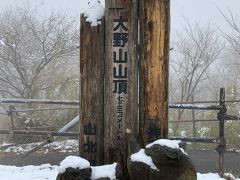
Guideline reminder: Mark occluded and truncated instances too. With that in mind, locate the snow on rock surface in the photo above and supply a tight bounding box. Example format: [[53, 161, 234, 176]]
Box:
[[58, 156, 90, 173], [146, 139, 181, 149], [84, 0, 104, 26], [130, 149, 159, 171], [91, 163, 117, 180]]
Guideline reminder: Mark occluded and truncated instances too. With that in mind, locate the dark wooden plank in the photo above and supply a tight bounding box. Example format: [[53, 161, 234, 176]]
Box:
[[79, 14, 104, 165], [106, 0, 130, 9], [104, 0, 138, 179], [139, 0, 170, 146]]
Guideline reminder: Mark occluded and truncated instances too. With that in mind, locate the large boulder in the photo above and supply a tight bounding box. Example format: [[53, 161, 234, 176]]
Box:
[[128, 139, 197, 180]]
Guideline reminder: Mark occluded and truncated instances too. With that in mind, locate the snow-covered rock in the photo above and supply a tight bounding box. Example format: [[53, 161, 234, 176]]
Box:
[[146, 139, 181, 149], [57, 156, 121, 180], [130, 149, 158, 171], [129, 139, 196, 180], [58, 156, 90, 173]]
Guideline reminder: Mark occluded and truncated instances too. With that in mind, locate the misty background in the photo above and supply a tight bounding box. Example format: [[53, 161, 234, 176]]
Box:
[[0, 0, 239, 149]]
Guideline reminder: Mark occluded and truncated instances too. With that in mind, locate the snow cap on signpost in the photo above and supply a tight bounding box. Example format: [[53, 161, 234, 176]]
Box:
[[84, 0, 104, 26]]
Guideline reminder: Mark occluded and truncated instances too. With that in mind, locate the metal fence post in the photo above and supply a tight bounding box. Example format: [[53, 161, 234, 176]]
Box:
[[8, 105, 15, 130], [217, 88, 227, 176], [8, 105, 16, 142]]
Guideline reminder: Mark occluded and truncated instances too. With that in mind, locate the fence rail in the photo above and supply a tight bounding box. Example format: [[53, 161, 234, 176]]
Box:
[[2, 98, 240, 107], [0, 99, 79, 105], [170, 99, 240, 104], [169, 104, 221, 110], [0, 130, 78, 137], [169, 137, 220, 144], [11, 107, 78, 113], [169, 119, 218, 123]]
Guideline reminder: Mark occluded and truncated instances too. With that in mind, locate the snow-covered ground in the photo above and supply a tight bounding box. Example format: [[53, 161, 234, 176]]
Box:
[[0, 139, 239, 179], [0, 164, 58, 180], [0, 139, 78, 154], [0, 164, 238, 180]]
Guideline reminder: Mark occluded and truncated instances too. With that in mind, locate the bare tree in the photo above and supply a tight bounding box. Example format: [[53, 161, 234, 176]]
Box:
[[169, 21, 224, 134], [219, 9, 240, 58], [0, 6, 79, 99]]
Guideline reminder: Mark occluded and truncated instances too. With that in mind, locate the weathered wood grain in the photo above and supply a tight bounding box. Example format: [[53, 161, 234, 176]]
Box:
[[139, 0, 170, 146], [104, 0, 138, 179], [79, 14, 104, 165]]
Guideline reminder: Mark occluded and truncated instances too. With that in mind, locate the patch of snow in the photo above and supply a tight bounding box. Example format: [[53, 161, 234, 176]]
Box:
[[58, 156, 90, 173], [3, 142, 41, 154], [84, 0, 104, 26], [1, 143, 12, 146], [197, 173, 225, 180], [0, 39, 5, 46], [44, 149, 49, 154], [45, 139, 78, 152], [198, 127, 209, 138], [91, 163, 117, 180], [224, 173, 236, 179], [2, 139, 78, 154], [24, 118, 30, 124], [130, 149, 159, 171], [180, 148, 188, 156], [0, 164, 58, 180], [146, 139, 181, 149], [180, 130, 186, 137]]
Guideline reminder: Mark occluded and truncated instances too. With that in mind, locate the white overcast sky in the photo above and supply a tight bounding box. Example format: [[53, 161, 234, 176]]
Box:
[[0, 0, 239, 32]]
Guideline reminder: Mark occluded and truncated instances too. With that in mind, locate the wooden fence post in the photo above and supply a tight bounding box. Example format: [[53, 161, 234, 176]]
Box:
[[79, 14, 105, 165], [104, 0, 138, 178], [139, 0, 170, 146]]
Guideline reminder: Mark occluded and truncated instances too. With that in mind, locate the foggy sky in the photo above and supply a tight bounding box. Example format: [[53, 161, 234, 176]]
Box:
[[0, 0, 239, 32]]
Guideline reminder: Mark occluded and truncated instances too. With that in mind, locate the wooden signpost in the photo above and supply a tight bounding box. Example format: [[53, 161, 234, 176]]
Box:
[[80, 0, 170, 178], [79, 15, 104, 165], [104, 0, 138, 178], [139, 0, 170, 146]]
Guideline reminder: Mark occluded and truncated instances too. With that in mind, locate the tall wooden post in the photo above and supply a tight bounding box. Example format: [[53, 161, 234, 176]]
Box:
[[79, 14, 105, 165], [104, 0, 138, 178], [139, 0, 170, 146]]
